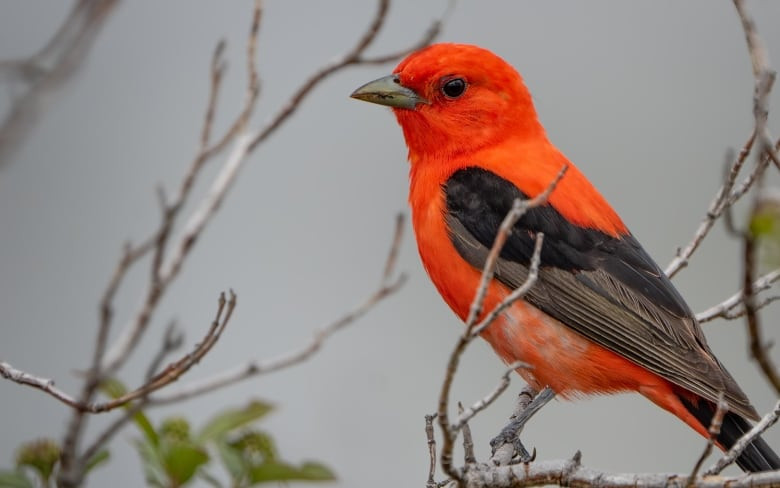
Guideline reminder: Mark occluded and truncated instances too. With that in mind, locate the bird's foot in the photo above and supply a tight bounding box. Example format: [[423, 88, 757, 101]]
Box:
[[490, 386, 555, 465]]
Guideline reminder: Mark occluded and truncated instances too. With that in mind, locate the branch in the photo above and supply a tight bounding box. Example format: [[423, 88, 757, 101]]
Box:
[[0, 0, 118, 168], [438, 166, 567, 483], [1, 291, 237, 413], [456, 455, 780, 488], [147, 214, 407, 405], [687, 393, 727, 485], [665, 134, 754, 278], [696, 267, 780, 323], [454, 361, 530, 431], [705, 399, 780, 475], [100, 0, 444, 379]]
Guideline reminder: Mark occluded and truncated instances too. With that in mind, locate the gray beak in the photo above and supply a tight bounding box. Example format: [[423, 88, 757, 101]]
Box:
[[350, 74, 428, 110]]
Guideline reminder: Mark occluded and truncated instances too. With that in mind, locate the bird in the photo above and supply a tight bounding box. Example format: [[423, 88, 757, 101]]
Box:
[[350, 42, 780, 472]]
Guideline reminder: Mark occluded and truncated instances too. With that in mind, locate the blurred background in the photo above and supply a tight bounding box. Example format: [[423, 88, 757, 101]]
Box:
[[1, 1, 780, 486]]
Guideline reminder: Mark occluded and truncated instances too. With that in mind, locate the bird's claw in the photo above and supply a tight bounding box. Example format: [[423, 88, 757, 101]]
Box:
[[490, 422, 536, 463]]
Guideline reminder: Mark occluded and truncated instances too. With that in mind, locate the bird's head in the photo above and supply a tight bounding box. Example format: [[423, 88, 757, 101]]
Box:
[[351, 43, 544, 161]]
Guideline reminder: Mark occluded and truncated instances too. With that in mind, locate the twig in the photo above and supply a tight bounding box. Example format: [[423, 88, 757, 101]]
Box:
[[730, 0, 780, 395], [0, 0, 119, 168], [0, 361, 83, 410], [465, 166, 567, 326], [437, 167, 566, 483], [245, 0, 445, 154], [147, 215, 406, 405], [743, 235, 780, 393], [458, 403, 477, 465], [100, 0, 444, 378], [705, 399, 780, 475], [665, 134, 754, 278], [426, 414, 440, 488], [687, 393, 727, 486], [100, 0, 265, 377], [454, 361, 529, 431], [145, 321, 185, 381], [2, 292, 236, 413], [696, 268, 780, 323], [471, 236, 545, 337]]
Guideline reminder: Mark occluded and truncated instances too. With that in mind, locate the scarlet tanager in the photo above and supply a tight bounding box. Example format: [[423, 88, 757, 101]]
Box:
[[351, 43, 780, 472]]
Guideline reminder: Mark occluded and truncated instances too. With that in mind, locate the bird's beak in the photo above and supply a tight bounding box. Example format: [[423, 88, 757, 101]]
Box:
[[350, 74, 428, 110]]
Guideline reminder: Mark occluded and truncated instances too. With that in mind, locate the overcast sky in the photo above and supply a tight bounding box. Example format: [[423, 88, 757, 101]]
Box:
[[2, 1, 780, 487]]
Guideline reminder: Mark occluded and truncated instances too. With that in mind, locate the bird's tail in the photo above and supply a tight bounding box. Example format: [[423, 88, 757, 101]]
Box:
[[680, 395, 780, 472]]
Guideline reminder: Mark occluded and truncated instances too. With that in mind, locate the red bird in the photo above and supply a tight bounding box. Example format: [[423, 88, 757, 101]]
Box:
[[351, 43, 779, 472]]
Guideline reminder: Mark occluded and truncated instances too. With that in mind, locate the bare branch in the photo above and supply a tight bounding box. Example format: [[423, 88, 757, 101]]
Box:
[[245, 0, 446, 154], [0, 361, 83, 410], [145, 321, 185, 381], [457, 403, 477, 465], [100, 0, 444, 378], [437, 167, 566, 483], [426, 414, 441, 488], [465, 165, 567, 326], [0, 0, 119, 168], [705, 399, 780, 475], [696, 268, 780, 323], [666, 134, 754, 278], [147, 216, 406, 405], [2, 292, 237, 413], [457, 456, 780, 488], [454, 362, 529, 432], [687, 393, 727, 485]]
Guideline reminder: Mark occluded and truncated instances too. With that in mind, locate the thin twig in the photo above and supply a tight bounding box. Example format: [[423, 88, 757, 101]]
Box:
[[666, 134, 754, 278], [687, 393, 727, 486], [145, 321, 185, 381], [0, 361, 83, 410], [705, 400, 780, 475], [454, 361, 529, 431], [437, 166, 566, 483], [0, 0, 119, 168], [696, 268, 780, 323], [148, 216, 406, 405], [457, 402, 477, 465], [426, 414, 441, 488]]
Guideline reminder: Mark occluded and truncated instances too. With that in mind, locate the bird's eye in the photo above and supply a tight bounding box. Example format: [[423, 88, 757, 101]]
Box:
[[441, 77, 466, 99]]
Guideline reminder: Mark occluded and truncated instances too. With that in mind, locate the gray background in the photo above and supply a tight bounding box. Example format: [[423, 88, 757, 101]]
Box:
[[2, 1, 780, 486]]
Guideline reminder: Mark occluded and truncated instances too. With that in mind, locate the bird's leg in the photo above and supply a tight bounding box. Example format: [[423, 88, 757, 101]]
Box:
[[490, 385, 555, 464]]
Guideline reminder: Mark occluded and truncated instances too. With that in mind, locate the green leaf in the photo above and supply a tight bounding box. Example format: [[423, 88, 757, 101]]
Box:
[[249, 461, 335, 483], [162, 443, 209, 486], [85, 449, 110, 473], [216, 441, 247, 482], [196, 400, 273, 443], [0, 471, 33, 488]]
